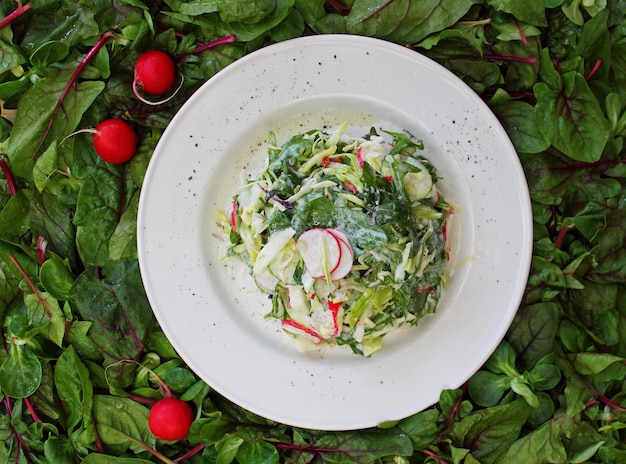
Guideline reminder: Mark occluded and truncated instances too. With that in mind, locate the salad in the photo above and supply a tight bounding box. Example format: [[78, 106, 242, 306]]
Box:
[[217, 122, 451, 356]]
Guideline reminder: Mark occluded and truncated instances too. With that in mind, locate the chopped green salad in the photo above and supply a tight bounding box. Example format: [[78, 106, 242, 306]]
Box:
[[217, 122, 451, 356]]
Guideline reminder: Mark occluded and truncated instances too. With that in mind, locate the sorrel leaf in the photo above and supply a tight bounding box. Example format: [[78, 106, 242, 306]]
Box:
[[346, 0, 477, 43], [534, 72, 610, 162]]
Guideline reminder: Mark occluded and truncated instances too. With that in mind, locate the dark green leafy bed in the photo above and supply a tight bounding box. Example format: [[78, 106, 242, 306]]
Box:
[[1, 0, 625, 463]]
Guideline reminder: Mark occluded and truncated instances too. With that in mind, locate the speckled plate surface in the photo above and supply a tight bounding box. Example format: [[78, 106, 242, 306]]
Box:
[[137, 35, 532, 431]]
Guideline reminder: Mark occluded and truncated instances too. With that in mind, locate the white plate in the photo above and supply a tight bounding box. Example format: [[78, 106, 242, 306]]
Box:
[[137, 35, 532, 431]]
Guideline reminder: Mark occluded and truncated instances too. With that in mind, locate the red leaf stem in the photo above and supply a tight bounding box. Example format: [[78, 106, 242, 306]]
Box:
[[92, 414, 106, 454], [514, 20, 530, 46], [174, 444, 205, 463], [8, 253, 53, 316], [485, 90, 536, 100], [444, 382, 468, 429], [0, 156, 17, 195], [35, 33, 115, 157], [584, 59, 602, 81], [554, 225, 570, 250], [192, 34, 237, 55], [481, 55, 537, 64], [423, 449, 450, 464], [586, 384, 626, 412], [23, 397, 42, 423], [0, 2, 32, 30], [326, 0, 350, 11], [545, 157, 626, 172], [4, 396, 35, 463], [127, 394, 158, 406]]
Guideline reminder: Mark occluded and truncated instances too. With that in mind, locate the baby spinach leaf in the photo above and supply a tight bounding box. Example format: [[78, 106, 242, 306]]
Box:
[[290, 195, 335, 233], [73, 168, 126, 267], [108, 191, 140, 261], [0, 342, 42, 398], [92, 395, 155, 453], [572, 9, 610, 81], [39, 256, 74, 301], [0, 37, 26, 75], [0, 189, 30, 243], [54, 345, 93, 433], [569, 352, 625, 375], [397, 409, 441, 449], [235, 428, 280, 464], [527, 392, 555, 425], [29, 40, 70, 70], [20, 0, 100, 50], [487, 0, 547, 26], [468, 371, 511, 407], [228, 0, 296, 42]]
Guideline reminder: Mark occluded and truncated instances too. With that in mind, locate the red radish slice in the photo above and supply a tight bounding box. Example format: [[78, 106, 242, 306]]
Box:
[[296, 228, 341, 278], [327, 229, 354, 281], [282, 319, 323, 343], [327, 228, 349, 246]]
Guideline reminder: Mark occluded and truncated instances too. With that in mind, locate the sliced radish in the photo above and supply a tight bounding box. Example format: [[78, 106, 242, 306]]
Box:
[[295, 228, 341, 278], [326, 229, 354, 281], [282, 319, 322, 344], [254, 269, 278, 293]]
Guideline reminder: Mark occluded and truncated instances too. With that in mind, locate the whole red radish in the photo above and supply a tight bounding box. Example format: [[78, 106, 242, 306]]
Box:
[[92, 119, 137, 164], [134, 50, 176, 96], [148, 397, 194, 441]]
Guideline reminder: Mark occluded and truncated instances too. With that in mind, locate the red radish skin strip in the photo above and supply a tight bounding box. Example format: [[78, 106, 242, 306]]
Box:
[[356, 146, 364, 168], [327, 301, 343, 336], [282, 319, 322, 343], [342, 181, 358, 194], [230, 199, 237, 232]]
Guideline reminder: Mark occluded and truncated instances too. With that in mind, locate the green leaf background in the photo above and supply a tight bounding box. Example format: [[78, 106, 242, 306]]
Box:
[[2, 0, 626, 463]]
